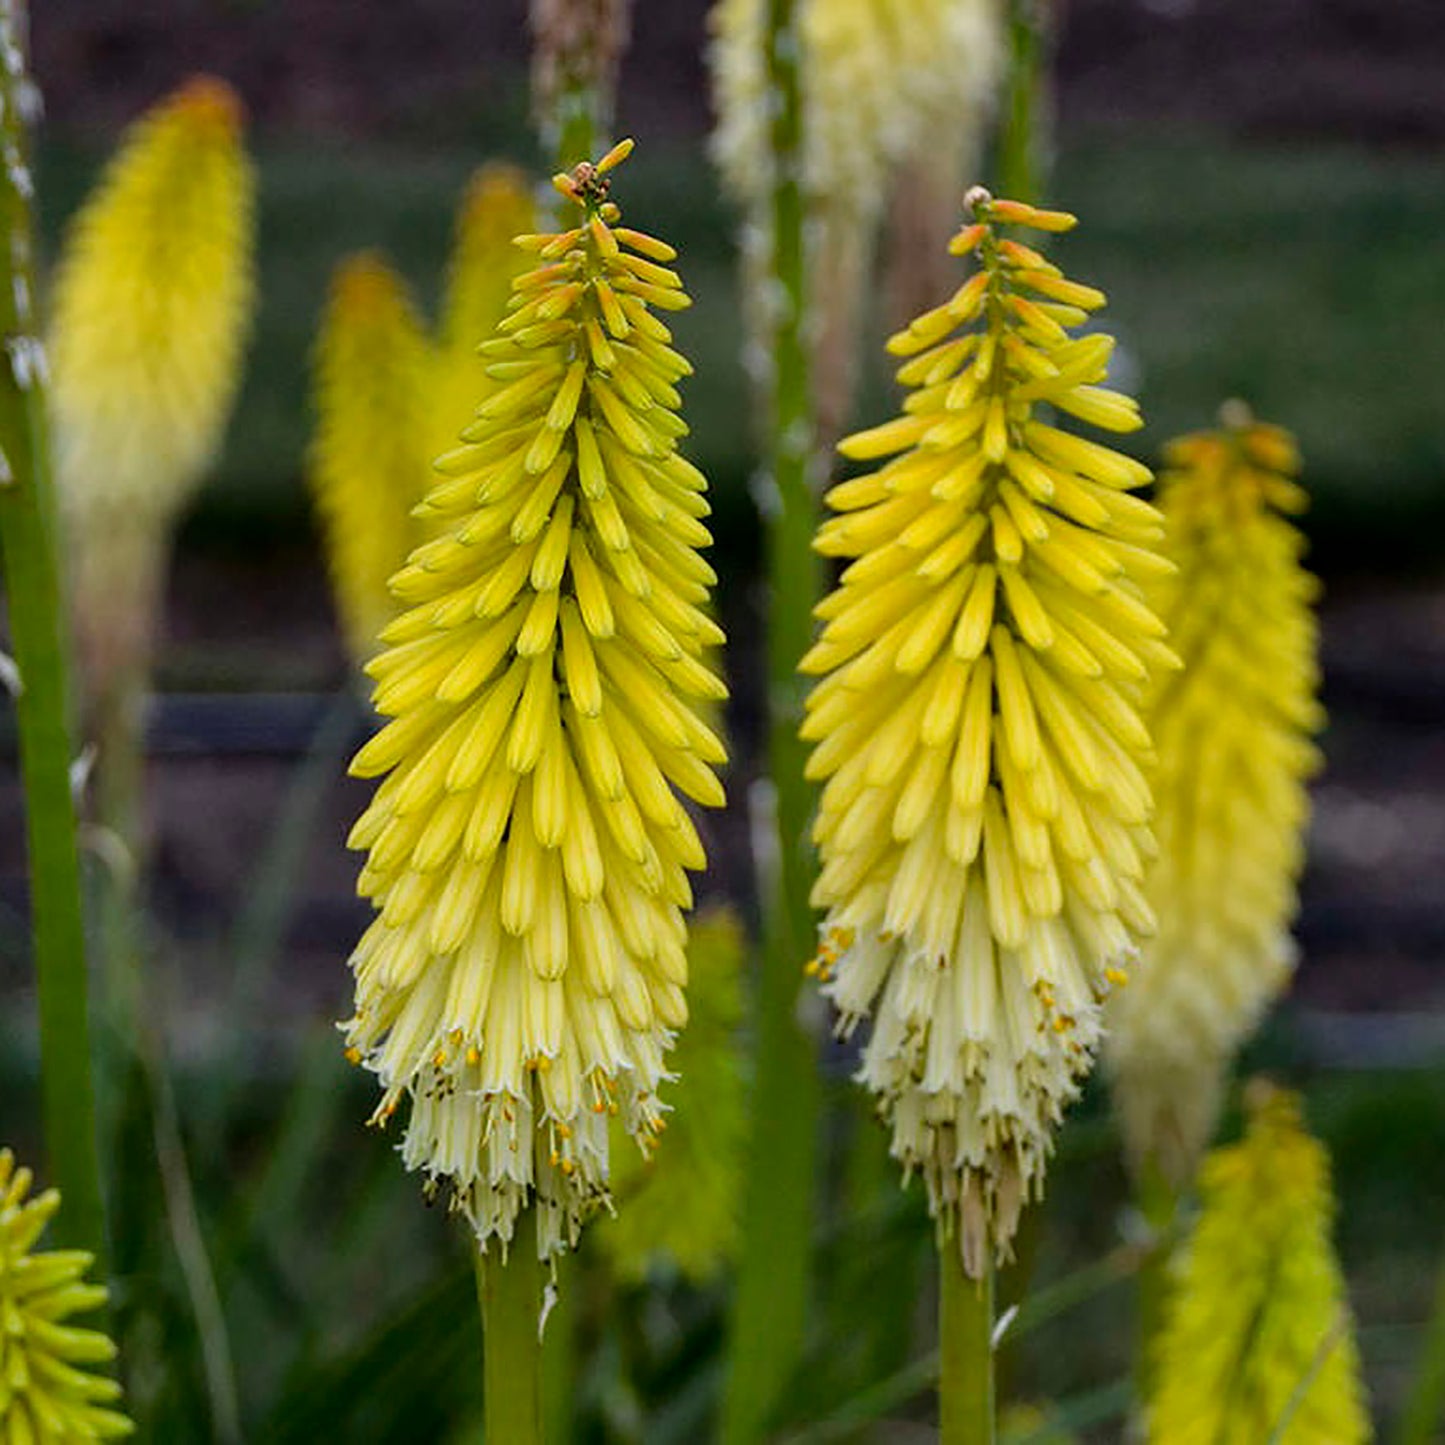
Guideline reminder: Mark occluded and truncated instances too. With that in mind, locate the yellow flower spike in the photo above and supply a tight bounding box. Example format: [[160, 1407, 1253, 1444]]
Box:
[[309, 253, 434, 666], [595, 908, 746, 1283], [1150, 1087, 1371, 1444], [344, 143, 728, 1263], [0, 1149, 133, 1441], [431, 165, 538, 462], [804, 190, 1169, 1276], [1106, 409, 1323, 1189], [49, 76, 255, 693]]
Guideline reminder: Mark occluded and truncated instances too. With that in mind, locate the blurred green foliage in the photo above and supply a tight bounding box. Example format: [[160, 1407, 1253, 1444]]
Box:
[[34, 124, 1445, 576]]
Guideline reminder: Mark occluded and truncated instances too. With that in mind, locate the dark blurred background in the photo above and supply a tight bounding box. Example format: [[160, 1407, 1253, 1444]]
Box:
[[4, 0, 1445, 1434]]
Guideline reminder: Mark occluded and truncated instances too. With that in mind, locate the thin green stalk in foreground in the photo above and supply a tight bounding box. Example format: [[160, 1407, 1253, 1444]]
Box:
[[0, 0, 107, 1266], [723, 0, 823, 1438], [1133, 1164, 1180, 1408], [477, 1221, 545, 1445], [940, 1249, 995, 1445]]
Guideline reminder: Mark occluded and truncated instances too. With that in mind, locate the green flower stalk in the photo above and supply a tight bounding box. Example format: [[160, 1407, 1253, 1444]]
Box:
[[1107, 410, 1323, 1191], [0, 1149, 132, 1441], [0, 0, 107, 1267], [803, 191, 1173, 1276], [343, 141, 728, 1263], [1150, 1087, 1371, 1444]]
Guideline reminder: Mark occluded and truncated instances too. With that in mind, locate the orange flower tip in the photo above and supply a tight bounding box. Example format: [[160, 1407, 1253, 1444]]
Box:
[[596, 137, 636, 174], [344, 1046, 362, 1065], [552, 170, 579, 200], [331, 251, 402, 308], [984, 197, 1079, 233], [949, 221, 988, 256], [172, 74, 246, 132]]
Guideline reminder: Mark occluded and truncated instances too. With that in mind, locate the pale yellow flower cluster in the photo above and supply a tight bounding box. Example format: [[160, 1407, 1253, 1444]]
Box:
[[709, 0, 1002, 225], [709, 0, 1003, 435], [343, 144, 728, 1260], [1107, 414, 1323, 1188], [803, 194, 1175, 1273]]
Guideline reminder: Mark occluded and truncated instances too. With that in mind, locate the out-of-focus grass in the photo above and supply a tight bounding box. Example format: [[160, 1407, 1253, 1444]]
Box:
[[35, 124, 1445, 574]]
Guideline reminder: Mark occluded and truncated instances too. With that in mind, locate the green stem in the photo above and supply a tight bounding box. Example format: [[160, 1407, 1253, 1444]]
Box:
[[554, 88, 597, 175], [477, 1225, 545, 1445], [1398, 1242, 1445, 1445], [93, 664, 147, 1029], [530, 0, 633, 173], [997, 0, 1050, 204], [722, 0, 822, 1438], [1134, 1164, 1180, 1411], [541, 1251, 576, 1445], [0, 0, 107, 1267], [939, 1246, 995, 1445]]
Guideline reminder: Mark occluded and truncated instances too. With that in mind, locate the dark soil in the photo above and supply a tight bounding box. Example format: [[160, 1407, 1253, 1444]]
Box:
[[32, 0, 1445, 146]]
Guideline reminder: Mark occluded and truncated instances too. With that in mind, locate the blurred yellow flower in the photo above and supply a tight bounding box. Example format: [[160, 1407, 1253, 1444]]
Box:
[[309, 253, 434, 665], [343, 142, 728, 1262], [432, 164, 538, 462], [48, 76, 255, 692], [1151, 1086, 1370, 1444], [596, 908, 746, 1283], [0, 1149, 132, 1441], [803, 192, 1174, 1274], [1107, 411, 1324, 1188]]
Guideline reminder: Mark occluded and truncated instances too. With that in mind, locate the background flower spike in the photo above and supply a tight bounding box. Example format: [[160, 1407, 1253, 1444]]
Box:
[[1150, 1085, 1371, 1444], [1107, 405, 1324, 1190], [48, 75, 255, 703], [309, 254, 434, 667]]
